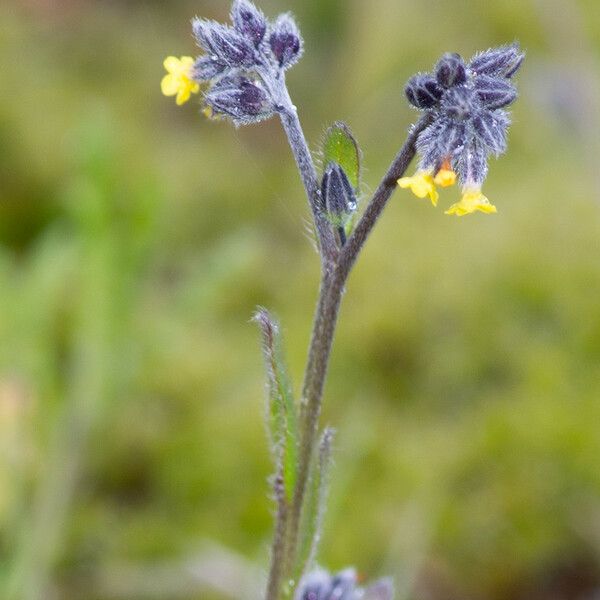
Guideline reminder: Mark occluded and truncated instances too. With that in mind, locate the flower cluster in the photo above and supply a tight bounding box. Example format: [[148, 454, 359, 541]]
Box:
[[161, 0, 303, 125], [295, 568, 393, 600], [398, 44, 524, 216]]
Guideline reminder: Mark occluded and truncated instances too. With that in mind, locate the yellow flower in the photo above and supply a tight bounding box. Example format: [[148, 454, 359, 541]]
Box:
[[397, 170, 439, 206], [445, 188, 498, 216], [161, 56, 200, 106], [434, 168, 456, 187], [434, 160, 457, 188]]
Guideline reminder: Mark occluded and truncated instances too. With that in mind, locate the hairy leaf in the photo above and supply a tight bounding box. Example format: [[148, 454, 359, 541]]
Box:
[[294, 428, 335, 580], [253, 308, 298, 503], [322, 122, 361, 190]]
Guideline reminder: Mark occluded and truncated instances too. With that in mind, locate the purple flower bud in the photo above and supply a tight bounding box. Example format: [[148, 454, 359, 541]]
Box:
[[321, 162, 357, 226], [328, 569, 358, 599], [363, 579, 395, 600], [269, 13, 303, 69], [474, 74, 517, 109], [193, 55, 227, 81], [435, 53, 467, 88], [295, 570, 331, 600], [230, 0, 267, 46], [205, 76, 273, 125], [469, 43, 525, 79], [296, 569, 359, 600], [405, 74, 443, 109], [472, 110, 509, 156], [192, 18, 256, 68]]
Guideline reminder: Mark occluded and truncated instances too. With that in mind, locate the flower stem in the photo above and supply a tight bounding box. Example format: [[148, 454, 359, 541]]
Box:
[[269, 81, 432, 595], [277, 89, 339, 270], [265, 474, 289, 600], [285, 114, 433, 581]]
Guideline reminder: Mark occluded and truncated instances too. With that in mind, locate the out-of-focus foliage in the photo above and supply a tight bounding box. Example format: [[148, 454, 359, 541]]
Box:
[[2, 1, 600, 599]]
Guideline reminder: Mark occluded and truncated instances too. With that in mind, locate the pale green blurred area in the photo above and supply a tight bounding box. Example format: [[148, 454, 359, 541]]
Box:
[[2, 0, 600, 598]]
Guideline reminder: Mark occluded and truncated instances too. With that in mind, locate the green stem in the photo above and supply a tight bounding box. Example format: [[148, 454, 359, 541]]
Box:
[[285, 115, 432, 585]]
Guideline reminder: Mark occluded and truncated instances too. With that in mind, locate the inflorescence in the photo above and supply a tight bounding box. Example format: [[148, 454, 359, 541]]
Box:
[[399, 45, 524, 216], [161, 0, 303, 126]]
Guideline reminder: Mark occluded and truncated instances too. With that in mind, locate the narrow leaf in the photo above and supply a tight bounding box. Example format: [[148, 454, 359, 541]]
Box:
[[253, 308, 298, 503], [294, 428, 335, 579], [322, 122, 361, 190]]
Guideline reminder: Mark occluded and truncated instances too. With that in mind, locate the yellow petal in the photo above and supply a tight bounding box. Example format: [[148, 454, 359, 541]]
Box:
[[180, 56, 195, 69], [176, 87, 192, 105], [163, 56, 181, 73], [161, 74, 179, 96], [398, 172, 438, 206], [445, 189, 497, 216]]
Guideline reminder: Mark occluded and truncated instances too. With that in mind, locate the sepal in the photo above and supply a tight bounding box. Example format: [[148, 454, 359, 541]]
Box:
[[435, 53, 467, 88], [205, 76, 274, 125], [192, 18, 256, 68], [269, 13, 304, 69], [474, 74, 517, 109], [472, 110, 510, 155], [321, 163, 358, 227], [231, 0, 267, 46], [469, 43, 525, 78], [405, 74, 443, 109]]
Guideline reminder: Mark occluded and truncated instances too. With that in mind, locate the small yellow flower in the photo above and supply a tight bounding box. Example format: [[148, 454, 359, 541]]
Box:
[[434, 160, 457, 188], [445, 188, 498, 216], [397, 170, 439, 207], [161, 56, 200, 106], [434, 169, 456, 187]]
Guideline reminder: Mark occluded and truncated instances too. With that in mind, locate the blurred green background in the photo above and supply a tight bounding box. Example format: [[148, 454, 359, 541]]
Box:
[[2, 0, 600, 598]]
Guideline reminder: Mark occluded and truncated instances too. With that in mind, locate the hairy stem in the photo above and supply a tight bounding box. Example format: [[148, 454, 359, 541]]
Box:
[[277, 90, 339, 269], [265, 474, 289, 600], [286, 114, 433, 577]]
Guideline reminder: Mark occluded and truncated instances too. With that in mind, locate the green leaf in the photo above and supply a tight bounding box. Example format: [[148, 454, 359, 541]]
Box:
[[253, 308, 298, 503], [322, 122, 361, 190], [294, 428, 335, 580]]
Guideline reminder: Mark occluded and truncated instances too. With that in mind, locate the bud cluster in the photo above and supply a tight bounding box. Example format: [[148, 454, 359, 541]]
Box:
[[191, 0, 304, 125], [295, 568, 393, 600], [405, 44, 524, 190]]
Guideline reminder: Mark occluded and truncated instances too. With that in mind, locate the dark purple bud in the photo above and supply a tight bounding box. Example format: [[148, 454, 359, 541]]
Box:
[[193, 55, 227, 81], [472, 110, 510, 156], [269, 13, 303, 69], [474, 74, 517, 108], [205, 76, 273, 124], [192, 18, 256, 68], [453, 137, 489, 188], [469, 43, 525, 78], [441, 86, 476, 121], [405, 74, 443, 109], [435, 53, 467, 88], [321, 162, 357, 226], [230, 0, 267, 46]]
